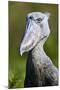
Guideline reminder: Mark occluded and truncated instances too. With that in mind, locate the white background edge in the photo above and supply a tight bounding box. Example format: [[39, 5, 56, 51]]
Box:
[[0, 0, 60, 90]]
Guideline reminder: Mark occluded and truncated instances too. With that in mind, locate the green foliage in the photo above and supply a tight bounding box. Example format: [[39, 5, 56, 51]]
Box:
[[9, 1, 58, 88]]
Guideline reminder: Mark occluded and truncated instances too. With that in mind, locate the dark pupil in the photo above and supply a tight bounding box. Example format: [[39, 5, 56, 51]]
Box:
[[36, 18, 42, 21], [29, 16, 33, 19]]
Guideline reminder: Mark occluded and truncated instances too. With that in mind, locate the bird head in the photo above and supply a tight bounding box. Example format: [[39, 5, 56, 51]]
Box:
[[20, 12, 50, 56]]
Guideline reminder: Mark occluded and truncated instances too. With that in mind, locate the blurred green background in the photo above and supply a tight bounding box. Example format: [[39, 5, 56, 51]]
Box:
[[9, 1, 58, 88]]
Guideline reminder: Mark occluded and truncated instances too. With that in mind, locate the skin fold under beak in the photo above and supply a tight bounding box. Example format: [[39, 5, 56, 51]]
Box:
[[20, 20, 41, 56]]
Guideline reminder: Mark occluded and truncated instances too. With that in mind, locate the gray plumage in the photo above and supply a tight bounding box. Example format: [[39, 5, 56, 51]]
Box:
[[20, 12, 58, 87]]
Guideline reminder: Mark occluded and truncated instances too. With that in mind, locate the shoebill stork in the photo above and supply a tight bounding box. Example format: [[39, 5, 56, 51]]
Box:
[[20, 12, 58, 87]]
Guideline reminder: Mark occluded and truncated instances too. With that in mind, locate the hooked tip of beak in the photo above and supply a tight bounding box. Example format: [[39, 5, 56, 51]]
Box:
[[20, 50, 23, 56], [20, 45, 24, 56]]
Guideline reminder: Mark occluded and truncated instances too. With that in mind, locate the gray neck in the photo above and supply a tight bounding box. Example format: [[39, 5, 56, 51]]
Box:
[[32, 38, 48, 65]]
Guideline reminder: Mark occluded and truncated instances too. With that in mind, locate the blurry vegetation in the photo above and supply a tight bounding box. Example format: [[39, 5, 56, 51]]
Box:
[[9, 1, 58, 88]]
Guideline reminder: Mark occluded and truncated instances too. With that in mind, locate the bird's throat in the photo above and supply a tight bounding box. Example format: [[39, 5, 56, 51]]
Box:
[[32, 40, 47, 65]]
